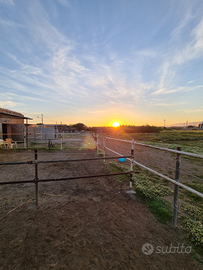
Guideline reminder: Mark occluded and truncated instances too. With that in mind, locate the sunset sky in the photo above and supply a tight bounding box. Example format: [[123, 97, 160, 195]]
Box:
[[0, 0, 203, 127]]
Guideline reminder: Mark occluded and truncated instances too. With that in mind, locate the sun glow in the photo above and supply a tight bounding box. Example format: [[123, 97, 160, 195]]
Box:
[[112, 121, 120, 127]]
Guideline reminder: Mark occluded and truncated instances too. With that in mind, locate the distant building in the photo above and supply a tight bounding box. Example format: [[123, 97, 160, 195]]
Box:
[[0, 108, 32, 141], [198, 122, 203, 130], [27, 125, 55, 141], [95, 128, 103, 133]]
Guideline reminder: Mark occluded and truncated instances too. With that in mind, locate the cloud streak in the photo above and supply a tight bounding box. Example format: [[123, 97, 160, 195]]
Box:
[[0, 0, 203, 125]]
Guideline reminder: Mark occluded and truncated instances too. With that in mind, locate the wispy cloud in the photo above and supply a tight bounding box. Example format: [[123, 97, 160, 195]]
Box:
[[151, 14, 203, 97], [0, 18, 23, 27], [0, 100, 19, 108], [152, 102, 186, 107], [79, 109, 107, 114], [187, 80, 195, 84], [152, 85, 203, 95], [0, 0, 14, 5], [0, 0, 203, 125], [172, 19, 203, 65], [57, 0, 70, 7]]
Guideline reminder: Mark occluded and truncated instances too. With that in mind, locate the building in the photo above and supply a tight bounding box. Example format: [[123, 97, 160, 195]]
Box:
[[27, 124, 55, 141], [0, 108, 32, 141], [45, 124, 77, 133], [198, 122, 203, 130]]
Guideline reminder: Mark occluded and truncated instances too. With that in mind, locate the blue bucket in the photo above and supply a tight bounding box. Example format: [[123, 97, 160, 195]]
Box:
[[118, 158, 125, 162]]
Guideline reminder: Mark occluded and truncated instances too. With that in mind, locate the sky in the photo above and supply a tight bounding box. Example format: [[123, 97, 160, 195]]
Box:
[[0, 0, 203, 127]]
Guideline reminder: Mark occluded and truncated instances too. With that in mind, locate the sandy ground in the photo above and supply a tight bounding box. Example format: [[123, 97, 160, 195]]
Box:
[[0, 137, 202, 270]]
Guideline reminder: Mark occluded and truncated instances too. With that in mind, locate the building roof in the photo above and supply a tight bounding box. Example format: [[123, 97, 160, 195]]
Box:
[[0, 108, 32, 120]]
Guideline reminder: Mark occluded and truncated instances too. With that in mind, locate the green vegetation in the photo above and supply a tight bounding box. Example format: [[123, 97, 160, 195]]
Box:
[[107, 162, 129, 186], [135, 175, 173, 198], [109, 130, 203, 156], [133, 169, 173, 224], [182, 183, 203, 204], [146, 198, 172, 224], [108, 162, 173, 224], [107, 161, 203, 248], [181, 203, 203, 222], [181, 218, 203, 246], [72, 123, 87, 131], [180, 201, 203, 249]]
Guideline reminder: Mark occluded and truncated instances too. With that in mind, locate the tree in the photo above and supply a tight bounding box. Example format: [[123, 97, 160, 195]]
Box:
[[72, 123, 86, 131]]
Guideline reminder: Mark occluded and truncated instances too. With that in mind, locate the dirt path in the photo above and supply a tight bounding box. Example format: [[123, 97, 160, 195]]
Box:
[[0, 148, 201, 270], [104, 138, 203, 185]]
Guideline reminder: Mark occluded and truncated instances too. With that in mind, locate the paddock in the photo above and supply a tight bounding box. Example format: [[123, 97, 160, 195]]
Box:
[[0, 134, 202, 269]]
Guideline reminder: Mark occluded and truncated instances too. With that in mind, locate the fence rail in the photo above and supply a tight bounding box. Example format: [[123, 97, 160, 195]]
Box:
[[102, 135, 203, 228], [104, 144, 203, 199], [1, 134, 203, 230], [0, 155, 132, 166], [0, 172, 133, 186], [0, 148, 135, 206], [105, 136, 203, 159]]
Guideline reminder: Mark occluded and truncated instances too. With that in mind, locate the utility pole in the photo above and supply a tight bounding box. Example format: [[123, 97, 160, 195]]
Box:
[[37, 114, 43, 125], [164, 119, 166, 128]]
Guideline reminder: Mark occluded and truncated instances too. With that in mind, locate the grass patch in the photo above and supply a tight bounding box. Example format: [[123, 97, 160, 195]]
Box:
[[134, 173, 173, 198], [111, 130, 203, 156], [134, 173, 173, 224], [162, 179, 169, 186], [107, 161, 203, 249], [107, 162, 130, 186], [185, 191, 203, 203], [30, 142, 38, 146], [183, 183, 203, 204], [108, 162, 173, 224], [180, 217, 203, 247], [146, 198, 172, 224], [194, 175, 203, 180], [181, 203, 203, 222]]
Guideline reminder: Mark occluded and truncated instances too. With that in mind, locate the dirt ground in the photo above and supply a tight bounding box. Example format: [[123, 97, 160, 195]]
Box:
[[0, 137, 202, 269], [103, 137, 203, 185]]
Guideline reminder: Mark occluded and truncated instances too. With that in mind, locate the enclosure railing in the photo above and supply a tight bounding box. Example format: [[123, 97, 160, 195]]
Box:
[[0, 148, 136, 206], [100, 136, 203, 228], [0, 131, 87, 149]]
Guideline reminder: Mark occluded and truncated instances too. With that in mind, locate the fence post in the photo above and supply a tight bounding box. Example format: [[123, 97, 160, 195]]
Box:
[[103, 136, 106, 162], [130, 139, 134, 189], [26, 119, 28, 150], [173, 147, 181, 228], [60, 134, 63, 150], [34, 149, 39, 206], [97, 134, 99, 154]]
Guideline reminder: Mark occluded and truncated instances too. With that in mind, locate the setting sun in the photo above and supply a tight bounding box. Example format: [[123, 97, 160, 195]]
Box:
[[112, 122, 120, 127]]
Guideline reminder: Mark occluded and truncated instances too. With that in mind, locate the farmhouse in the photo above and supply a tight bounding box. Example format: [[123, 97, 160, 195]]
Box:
[[198, 122, 203, 130], [0, 108, 32, 141]]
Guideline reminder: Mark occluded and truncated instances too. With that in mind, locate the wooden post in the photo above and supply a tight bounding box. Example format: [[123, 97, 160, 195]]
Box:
[[35, 149, 39, 206], [173, 147, 181, 228]]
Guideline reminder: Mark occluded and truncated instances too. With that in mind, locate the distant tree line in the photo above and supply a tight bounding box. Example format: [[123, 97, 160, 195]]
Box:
[[36, 122, 163, 133], [89, 125, 163, 134], [121, 125, 162, 133]]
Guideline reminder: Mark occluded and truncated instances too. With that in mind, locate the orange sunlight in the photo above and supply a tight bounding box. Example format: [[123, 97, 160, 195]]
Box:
[[112, 121, 120, 127]]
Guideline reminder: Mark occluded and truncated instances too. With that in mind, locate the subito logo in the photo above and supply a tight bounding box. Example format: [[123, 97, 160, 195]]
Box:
[[142, 243, 154, 255]]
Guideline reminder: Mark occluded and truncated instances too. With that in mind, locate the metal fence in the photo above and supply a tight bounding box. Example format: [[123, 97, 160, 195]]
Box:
[[0, 137, 135, 206], [98, 135, 203, 228], [1, 133, 203, 229]]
